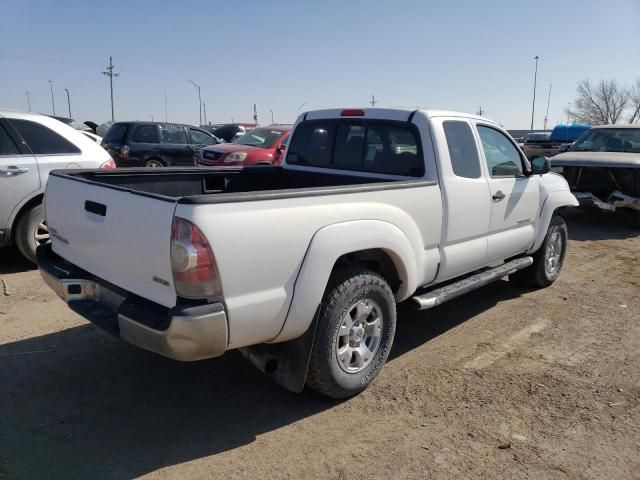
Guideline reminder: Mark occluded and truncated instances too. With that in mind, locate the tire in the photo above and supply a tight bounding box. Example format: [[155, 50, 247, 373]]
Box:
[[14, 203, 49, 265], [306, 268, 396, 399], [144, 158, 165, 168], [511, 214, 568, 288]]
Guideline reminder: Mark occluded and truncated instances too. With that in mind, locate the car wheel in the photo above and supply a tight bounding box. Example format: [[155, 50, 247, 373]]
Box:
[[15, 203, 49, 265], [511, 214, 568, 288], [144, 158, 165, 168], [306, 267, 396, 399]]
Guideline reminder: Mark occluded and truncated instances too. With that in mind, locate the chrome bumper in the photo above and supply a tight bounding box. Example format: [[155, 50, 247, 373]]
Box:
[[38, 246, 228, 361]]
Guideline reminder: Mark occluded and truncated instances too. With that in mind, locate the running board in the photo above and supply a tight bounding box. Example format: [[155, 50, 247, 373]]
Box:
[[412, 257, 533, 310]]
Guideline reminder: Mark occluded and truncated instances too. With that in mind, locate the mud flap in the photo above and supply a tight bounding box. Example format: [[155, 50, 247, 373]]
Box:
[[239, 307, 320, 393]]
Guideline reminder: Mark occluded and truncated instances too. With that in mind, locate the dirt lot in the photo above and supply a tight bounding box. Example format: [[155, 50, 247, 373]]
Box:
[[1, 209, 639, 480]]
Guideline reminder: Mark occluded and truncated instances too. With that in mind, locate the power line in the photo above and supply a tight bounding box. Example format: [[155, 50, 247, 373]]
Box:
[[102, 56, 119, 122]]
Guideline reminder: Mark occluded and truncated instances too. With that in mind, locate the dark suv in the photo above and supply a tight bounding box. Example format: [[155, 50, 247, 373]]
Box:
[[102, 121, 221, 167]]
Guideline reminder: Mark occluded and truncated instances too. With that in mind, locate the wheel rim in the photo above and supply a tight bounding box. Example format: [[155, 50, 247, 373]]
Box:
[[336, 299, 383, 373], [34, 221, 50, 246], [146, 160, 163, 168], [544, 227, 563, 276]]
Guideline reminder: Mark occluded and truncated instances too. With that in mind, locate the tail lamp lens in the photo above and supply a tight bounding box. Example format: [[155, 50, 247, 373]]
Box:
[[170, 217, 222, 299]]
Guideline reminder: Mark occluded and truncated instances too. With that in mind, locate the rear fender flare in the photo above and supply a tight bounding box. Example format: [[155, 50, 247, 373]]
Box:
[[274, 220, 418, 343], [528, 190, 578, 253]]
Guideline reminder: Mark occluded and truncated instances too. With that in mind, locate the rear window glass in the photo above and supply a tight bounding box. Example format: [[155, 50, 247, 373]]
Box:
[[443, 120, 481, 178], [0, 124, 20, 155], [132, 124, 160, 143], [160, 125, 187, 144], [102, 124, 128, 144], [287, 120, 423, 177], [8, 118, 80, 155]]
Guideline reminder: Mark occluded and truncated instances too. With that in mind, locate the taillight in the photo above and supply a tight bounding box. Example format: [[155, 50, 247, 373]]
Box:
[[341, 109, 365, 117], [120, 145, 129, 160], [170, 217, 223, 300], [100, 158, 116, 169]]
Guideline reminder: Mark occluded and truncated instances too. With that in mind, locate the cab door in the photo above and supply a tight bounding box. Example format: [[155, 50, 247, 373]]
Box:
[[0, 118, 40, 235], [474, 124, 539, 261], [431, 118, 491, 281]]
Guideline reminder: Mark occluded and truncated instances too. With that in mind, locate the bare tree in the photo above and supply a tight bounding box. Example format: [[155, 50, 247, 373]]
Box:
[[568, 79, 629, 125], [628, 79, 640, 124]]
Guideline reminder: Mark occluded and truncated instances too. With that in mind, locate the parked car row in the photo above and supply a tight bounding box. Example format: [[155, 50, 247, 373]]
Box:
[[0, 111, 114, 263]]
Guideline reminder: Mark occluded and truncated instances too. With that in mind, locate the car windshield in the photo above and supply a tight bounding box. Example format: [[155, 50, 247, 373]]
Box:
[[233, 128, 284, 148], [572, 128, 640, 153], [525, 133, 550, 142]]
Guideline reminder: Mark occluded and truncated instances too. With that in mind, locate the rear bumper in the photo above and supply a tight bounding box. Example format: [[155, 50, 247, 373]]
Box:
[[37, 245, 228, 361]]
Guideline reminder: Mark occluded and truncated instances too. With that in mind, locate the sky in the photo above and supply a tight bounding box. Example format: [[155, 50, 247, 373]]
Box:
[[1, 0, 639, 129]]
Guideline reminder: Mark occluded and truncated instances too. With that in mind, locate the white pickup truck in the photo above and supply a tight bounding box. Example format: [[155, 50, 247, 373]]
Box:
[[38, 108, 578, 398]]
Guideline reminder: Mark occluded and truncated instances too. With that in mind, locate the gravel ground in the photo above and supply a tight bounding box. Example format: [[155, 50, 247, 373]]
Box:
[[1, 209, 639, 480]]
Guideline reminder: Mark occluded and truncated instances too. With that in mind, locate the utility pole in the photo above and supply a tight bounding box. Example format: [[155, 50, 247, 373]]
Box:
[[543, 83, 552, 130], [370, 94, 377, 107], [64, 88, 72, 118], [102, 56, 119, 122], [164, 92, 168, 122], [530, 55, 539, 130], [188, 80, 202, 125], [477, 106, 484, 116], [253, 104, 258, 125], [25, 91, 31, 112], [567, 102, 571, 124], [270, 109, 274, 124], [48, 80, 56, 115], [203, 102, 207, 125]]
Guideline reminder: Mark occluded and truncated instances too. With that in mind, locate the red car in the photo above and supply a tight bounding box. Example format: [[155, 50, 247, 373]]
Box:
[[198, 125, 291, 167]]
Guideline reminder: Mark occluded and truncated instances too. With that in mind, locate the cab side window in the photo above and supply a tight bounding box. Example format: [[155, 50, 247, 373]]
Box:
[[0, 124, 20, 155], [477, 126, 524, 177], [443, 121, 481, 178]]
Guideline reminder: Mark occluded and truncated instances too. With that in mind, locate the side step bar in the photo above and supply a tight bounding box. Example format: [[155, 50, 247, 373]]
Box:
[[412, 257, 533, 310]]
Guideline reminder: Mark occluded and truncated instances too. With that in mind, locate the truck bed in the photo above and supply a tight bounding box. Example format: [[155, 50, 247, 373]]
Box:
[[51, 166, 422, 204]]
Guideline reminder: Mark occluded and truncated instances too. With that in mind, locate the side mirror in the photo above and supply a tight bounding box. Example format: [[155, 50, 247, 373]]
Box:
[[558, 143, 571, 153], [531, 156, 551, 175]]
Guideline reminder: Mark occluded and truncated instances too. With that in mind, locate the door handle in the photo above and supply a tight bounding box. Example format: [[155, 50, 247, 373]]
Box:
[[492, 190, 506, 201], [0, 166, 29, 177]]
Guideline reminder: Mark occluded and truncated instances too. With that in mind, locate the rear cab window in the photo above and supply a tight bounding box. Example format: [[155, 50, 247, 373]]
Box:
[[287, 119, 424, 177]]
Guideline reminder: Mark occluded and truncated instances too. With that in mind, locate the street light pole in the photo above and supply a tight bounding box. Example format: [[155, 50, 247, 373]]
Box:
[[25, 91, 31, 112], [48, 80, 56, 115], [270, 109, 274, 124], [296, 102, 308, 115], [530, 56, 539, 130], [64, 88, 72, 118], [188, 80, 202, 125], [203, 102, 207, 125], [543, 83, 552, 130]]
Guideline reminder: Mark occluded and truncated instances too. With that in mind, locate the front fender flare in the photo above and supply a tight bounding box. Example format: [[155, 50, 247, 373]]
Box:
[[528, 190, 578, 253], [273, 220, 418, 343]]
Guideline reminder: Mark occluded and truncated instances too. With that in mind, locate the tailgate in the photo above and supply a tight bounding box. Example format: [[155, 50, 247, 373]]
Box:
[[45, 173, 178, 308]]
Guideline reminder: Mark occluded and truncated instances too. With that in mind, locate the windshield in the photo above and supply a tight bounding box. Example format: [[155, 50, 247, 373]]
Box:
[[525, 133, 550, 143], [233, 128, 284, 148], [572, 128, 640, 153]]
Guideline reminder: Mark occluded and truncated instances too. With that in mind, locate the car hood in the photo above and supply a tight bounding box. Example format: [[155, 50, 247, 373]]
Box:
[[551, 151, 640, 168], [203, 143, 267, 154]]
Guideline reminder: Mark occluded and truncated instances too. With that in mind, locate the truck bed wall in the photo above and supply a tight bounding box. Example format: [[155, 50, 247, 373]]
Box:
[[66, 167, 386, 200]]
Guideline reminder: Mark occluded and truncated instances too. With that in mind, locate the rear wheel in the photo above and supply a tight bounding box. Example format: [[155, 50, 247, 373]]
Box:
[[144, 158, 165, 168], [511, 214, 568, 287], [15, 203, 49, 264], [306, 268, 396, 399]]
